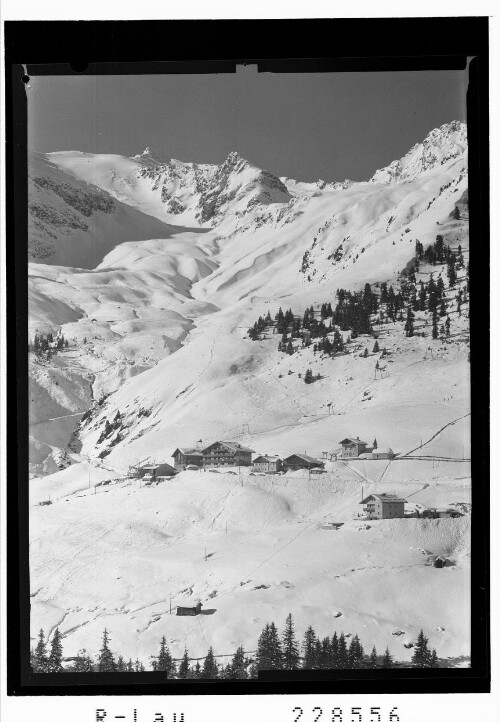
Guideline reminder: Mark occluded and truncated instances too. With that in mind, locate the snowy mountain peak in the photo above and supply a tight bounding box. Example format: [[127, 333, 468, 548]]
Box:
[[370, 120, 467, 184], [223, 150, 250, 168]]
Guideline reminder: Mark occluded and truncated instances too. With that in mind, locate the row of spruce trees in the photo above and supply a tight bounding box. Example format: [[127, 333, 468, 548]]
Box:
[[31, 615, 440, 677]]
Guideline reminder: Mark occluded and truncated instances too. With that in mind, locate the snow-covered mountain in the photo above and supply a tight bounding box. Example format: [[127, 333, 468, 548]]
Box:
[[370, 120, 467, 184], [28, 152, 184, 268], [43, 148, 292, 232], [28, 122, 471, 664]]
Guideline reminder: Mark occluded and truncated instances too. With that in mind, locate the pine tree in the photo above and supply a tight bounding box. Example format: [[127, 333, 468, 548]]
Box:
[[445, 316, 451, 337], [282, 613, 300, 670], [230, 645, 248, 679], [369, 646, 378, 668], [320, 637, 331, 669], [134, 659, 144, 672], [116, 655, 126, 672], [47, 628, 64, 672], [97, 628, 116, 672], [432, 308, 438, 340], [363, 348, 368, 358], [156, 636, 175, 677], [304, 368, 313, 384], [73, 649, 94, 672], [439, 299, 447, 317], [436, 276, 445, 300], [178, 648, 190, 679], [412, 629, 432, 667], [404, 307, 415, 337], [373, 340, 380, 353], [348, 634, 364, 668], [381, 647, 393, 668], [429, 649, 439, 668], [302, 625, 317, 669], [256, 623, 272, 671], [447, 258, 457, 287], [202, 646, 219, 679], [337, 633, 348, 668], [33, 629, 49, 672], [267, 622, 283, 669], [330, 632, 339, 669]]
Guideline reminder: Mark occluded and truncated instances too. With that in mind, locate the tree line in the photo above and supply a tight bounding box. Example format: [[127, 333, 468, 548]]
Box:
[[31, 615, 440, 677], [29, 331, 69, 359]]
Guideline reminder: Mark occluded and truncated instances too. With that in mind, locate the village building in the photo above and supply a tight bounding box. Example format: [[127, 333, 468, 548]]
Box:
[[361, 493, 407, 520], [252, 455, 283, 473], [201, 441, 254, 468], [128, 461, 178, 479], [339, 437, 371, 458], [176, 601, 203, 616], [283, 454, 324, 472], [371, 446, 395, 460], [172, 448, 204, 470]]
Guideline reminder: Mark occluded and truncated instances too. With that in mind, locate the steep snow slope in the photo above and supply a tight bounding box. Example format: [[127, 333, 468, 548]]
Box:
[[29, 121, 471, 664], [28, 153, 184, 267]]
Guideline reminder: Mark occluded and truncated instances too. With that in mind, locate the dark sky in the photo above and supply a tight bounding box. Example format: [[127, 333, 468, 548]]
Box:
[[28, 67, 468, 183]]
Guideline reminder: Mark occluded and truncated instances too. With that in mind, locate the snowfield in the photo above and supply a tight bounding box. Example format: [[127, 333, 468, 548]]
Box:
[[30, 467, 470, 664], [28, 121, 471, 665]]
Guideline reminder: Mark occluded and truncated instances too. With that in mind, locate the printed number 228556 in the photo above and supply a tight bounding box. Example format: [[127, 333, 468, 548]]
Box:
[[292, 708, 400, 722]]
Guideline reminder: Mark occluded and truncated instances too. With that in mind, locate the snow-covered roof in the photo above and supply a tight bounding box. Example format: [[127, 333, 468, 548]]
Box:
[[339, 437, 368, 446], [174, 448, 203, 456], [358, 452, 372, 459], [142, 463, 176, 470], [203, 441, 255, 453], [372, 446, 394, 455], [361, 493, 407, 504], [253, 455, 282, 463], [284, 453, 323, 464]]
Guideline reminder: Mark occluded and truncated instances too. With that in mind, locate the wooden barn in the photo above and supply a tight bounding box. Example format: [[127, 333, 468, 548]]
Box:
[[172, 448, 204, 470], [283, 454, 324, 472], [252, 455, 283, 473], [176, 601, 202, 616], [202, 441, 254, 468], [361, 493, 407, 520]]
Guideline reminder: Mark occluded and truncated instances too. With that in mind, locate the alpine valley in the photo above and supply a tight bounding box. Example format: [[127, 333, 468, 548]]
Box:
[[29, 121, 471, 668]]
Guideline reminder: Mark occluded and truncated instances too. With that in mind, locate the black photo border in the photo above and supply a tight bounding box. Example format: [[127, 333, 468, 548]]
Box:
[[4, 17, 490, 696]]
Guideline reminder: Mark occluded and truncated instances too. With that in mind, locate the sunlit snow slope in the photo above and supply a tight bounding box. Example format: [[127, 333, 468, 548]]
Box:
[[29, 121, 471, 664]]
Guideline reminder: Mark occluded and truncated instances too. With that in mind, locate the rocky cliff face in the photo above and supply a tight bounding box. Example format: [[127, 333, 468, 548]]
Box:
[[137, 150, 292, 226]]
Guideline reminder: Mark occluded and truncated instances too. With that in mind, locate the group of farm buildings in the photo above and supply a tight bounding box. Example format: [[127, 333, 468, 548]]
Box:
[[128, 437, 395, 481], [126, 437, 463, 522]]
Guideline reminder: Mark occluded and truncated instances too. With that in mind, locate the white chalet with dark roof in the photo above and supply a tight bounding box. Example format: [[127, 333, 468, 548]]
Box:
[[361, 493, 407, 520]]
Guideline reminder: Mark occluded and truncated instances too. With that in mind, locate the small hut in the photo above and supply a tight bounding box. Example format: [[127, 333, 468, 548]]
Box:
[[176, 601, 203, 616]]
